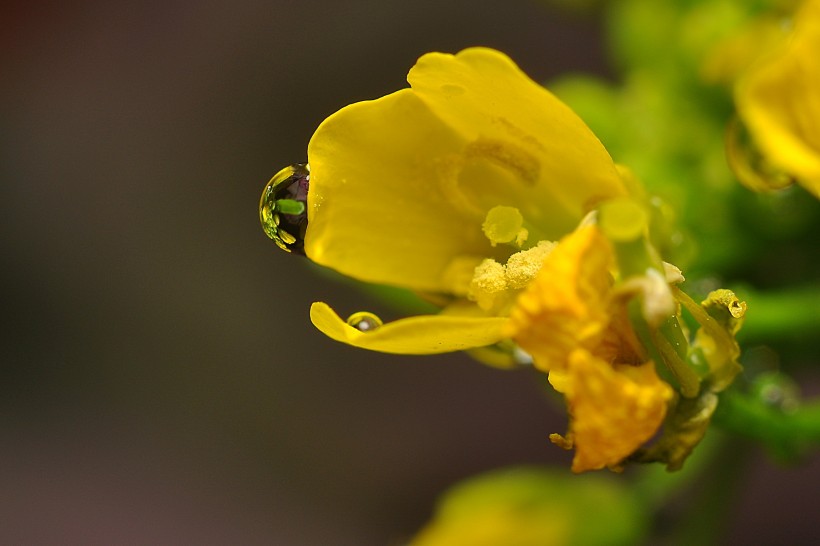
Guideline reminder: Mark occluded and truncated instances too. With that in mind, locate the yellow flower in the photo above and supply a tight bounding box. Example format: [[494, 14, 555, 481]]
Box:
[[410, 467, 646, 546], [305, 47, 627, 354], [734, 0, 820, 198], [271, 47, 742, 471], [506, 225, 673, 472]]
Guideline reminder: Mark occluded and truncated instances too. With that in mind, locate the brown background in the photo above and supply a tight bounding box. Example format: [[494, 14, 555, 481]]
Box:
[[2, 0, 818, 544]]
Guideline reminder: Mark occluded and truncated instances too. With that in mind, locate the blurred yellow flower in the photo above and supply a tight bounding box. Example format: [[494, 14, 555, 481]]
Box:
[[305, 47, 628, 355], [411, 467, 646, 546], [506, 225, 673, 472], [734, 0, 820, 198]]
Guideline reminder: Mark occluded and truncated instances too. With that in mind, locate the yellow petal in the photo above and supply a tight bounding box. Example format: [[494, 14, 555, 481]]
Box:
[[310, 302, 509, 354], [562, 350, 673, 473], [408, 48, 627, 229], [735, 0, 820, 197], [305, 88, 500, 293], [306, 48, 627, 292], [505, 225, 614, 373]]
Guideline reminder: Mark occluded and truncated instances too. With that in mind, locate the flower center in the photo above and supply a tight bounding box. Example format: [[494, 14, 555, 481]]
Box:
[[468, 240, 556, 314]]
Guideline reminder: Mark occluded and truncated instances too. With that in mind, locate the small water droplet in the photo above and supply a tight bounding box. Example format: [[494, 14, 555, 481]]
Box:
[[726, 118, 794, 193], [346, 312, 383, 332], [513, 346, 533, 366]]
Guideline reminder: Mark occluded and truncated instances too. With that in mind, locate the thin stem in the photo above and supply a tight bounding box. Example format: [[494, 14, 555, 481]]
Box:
[[654, 316, 701, 398], [734, 284, 820, 342], [713, 386, 820, 461], [628, 300, 680, 389]]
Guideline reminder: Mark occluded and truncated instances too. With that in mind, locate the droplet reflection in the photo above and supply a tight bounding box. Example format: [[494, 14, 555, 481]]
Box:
[[259, 163, 310, 254], [346, 312, 383, 332]]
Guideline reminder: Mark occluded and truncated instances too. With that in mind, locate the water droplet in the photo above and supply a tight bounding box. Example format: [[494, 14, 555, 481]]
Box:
[[346, 312, 383, 332], [513, 346, 533, 366], [726, 118, 794, 193], [259, 163, 310, 254]]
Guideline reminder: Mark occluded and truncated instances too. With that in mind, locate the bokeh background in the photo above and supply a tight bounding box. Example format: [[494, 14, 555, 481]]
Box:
[[3, 0, 819, 544]]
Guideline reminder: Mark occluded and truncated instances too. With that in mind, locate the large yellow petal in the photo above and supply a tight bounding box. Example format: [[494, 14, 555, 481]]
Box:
[[408, 48, 627, 231], [305, 89, 500, 293], [736, 0, 820, 197], [310, 302, 509, 354], [306, 48, 628, 293]]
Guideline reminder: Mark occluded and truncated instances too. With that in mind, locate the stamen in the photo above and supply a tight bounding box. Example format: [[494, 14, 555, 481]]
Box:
[[467, 241, 556, 312], [482, 205, 527, 246]]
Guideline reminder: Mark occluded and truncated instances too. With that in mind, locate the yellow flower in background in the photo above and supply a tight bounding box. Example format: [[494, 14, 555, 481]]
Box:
[[305, 47, 628, 355], [506, 225, 673, 472], [734, 0, 820, 198], [411, 467, 647, 546]]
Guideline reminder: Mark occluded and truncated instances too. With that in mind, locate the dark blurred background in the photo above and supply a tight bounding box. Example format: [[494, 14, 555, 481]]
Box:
[[2, 1, 818, 544]]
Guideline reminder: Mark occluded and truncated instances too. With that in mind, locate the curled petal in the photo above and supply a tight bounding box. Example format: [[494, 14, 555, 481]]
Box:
[[310, 302, 509, 355], [675, 288, 744, 393]]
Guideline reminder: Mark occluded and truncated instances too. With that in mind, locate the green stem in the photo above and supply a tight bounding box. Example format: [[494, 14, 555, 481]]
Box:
[[733, 285, 820, 342], [654, 316, 701, 398], [606, 219, 704, 397], [628, 301, 679, 389], [713, 386, 820, 461]]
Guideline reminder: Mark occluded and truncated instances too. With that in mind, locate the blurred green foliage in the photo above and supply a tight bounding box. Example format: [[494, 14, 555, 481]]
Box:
[[412, 467, 647, 546]]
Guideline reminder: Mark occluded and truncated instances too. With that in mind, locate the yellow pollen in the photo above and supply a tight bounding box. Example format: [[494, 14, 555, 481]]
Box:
[[469, 259, 507, 311], [468, 241, 555, 312], [505, 241, 555, 289]]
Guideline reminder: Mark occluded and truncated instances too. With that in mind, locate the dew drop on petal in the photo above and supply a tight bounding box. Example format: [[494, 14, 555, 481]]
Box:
[[259, 163, 310, 254], [346, 312, 383, 332], [725, 118, 794, 193], [513, 346, 533, 366]]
